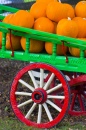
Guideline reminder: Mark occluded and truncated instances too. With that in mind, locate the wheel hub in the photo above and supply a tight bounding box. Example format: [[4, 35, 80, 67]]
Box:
[[32, 88, 47, 104]]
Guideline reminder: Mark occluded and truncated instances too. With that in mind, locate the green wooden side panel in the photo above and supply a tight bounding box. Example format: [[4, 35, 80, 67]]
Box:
[[0, 50, 86, 73]]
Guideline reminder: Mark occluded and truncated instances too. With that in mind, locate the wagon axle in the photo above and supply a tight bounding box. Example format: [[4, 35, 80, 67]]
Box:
[[32, 88, 47, 104]]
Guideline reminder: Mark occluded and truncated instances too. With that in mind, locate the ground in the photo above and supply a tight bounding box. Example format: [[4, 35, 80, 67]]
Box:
[[0, 58, 86, 127], [0, 58, 29, 117]]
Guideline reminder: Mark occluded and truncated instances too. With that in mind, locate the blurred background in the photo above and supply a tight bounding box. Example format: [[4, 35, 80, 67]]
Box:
[[0, 0, 35, 10], [0, 0, 80, 10]]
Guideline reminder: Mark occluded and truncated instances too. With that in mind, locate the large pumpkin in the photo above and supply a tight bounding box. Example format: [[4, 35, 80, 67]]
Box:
[[64, 3, 75, 18], [20, 37, 44, 53], [69, 38, 86, 57], [12, 10, 34, 28], [45, 41, 68, 55], [3, 13, 14, 24], [56, 18, 78, 38], [0, 33, 21, 50], [30, 2, 47, 19], [73, 17, 86, 38], [33, 17, 55, 33], [75, 1, 86, 18], [6, 34, 21, 50], [46, 1, 75, 22]]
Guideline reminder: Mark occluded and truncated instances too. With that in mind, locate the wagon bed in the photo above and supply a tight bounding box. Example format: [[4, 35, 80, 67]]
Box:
[[0, 4, 86, 129]]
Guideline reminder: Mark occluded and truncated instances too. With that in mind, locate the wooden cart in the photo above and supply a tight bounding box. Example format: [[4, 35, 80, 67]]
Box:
[[0, 4, 86, 129]]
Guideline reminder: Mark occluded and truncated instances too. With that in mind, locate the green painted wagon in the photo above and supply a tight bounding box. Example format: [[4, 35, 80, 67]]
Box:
[[0, 4, 86, 129]]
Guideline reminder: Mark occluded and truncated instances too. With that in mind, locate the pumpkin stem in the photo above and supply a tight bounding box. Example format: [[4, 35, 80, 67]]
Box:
[[58, 0, 61, 3], [83, 18, 86, 20], [68, 17, 71, 20]]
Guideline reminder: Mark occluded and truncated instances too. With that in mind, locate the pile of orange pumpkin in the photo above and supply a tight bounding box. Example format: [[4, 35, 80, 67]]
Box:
[[0, 0, 86, 57]]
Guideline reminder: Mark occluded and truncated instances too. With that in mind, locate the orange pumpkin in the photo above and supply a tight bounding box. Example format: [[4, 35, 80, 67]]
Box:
[[46, 1, 75, 22], [45, 41, 68, 55], [64, 3, 75, 19], [69, 38, 86, 57], [56, 18, 78, 38], [0, 32, 21, 50], [3, 13, 14, 24], [20, 37, 44, 53], [12, 10, 34, 28], [6, 34, 21, 50], [30, 2, 47, 19], [75, 1, 86, 17], [73, 17, 86, 38], [33, 17, 55, 33]]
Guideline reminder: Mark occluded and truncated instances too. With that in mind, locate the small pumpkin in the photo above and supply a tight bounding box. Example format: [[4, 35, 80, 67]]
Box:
[[69, 38, 86, 57], [0, 33, 21, 50], [33, 17, 55, 33], [12, 10, 34, 28], [45, 41, 68, 55], [46, 1, 75, 22], [3, 13, 14, 24], [75, 1, 86, 18], [20, 37, 44, 53], [56, 17, 78, 38], [6, 34, 21, 50], [73, 17, 86, 38], [63, 3, 75, 19], [30, 2, 47, 19]]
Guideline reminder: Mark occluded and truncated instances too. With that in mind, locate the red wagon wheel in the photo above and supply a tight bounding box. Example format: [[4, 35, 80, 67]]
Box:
[[54, 71, 86, 116], [68, 74, 86, 116], [10, 63, 70, 129]]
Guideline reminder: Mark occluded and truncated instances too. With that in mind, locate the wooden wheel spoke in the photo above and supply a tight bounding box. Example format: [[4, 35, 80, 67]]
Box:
[[44, 73, 55, 90], [40, 69, 44, 88], [15, 92, 32, 96], [47, 83, 62, 94], [25, 103, 37, 119], [28, 70, 38, 89], [47, 95, 65, 99], [46, 100, 62, 112], [17, 99, 33, 108], [43, 103, 53, 121], [19, 79, 34, 91], [37, 104, 42, 123], [70, 93, 77, 110], [78, 94, 85, 111]]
